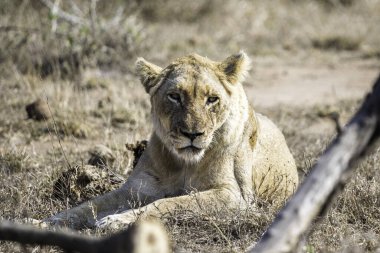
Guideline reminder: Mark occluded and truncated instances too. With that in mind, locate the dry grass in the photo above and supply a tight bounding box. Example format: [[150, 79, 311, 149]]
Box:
[[0, 0, 379, 252]]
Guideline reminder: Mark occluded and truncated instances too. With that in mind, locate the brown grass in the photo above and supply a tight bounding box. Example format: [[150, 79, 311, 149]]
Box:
[[0, 0, 379, 252]]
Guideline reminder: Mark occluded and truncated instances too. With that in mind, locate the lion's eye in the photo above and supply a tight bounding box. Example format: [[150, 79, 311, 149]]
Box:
[[168, 93, 181, 103], [207, 96, 219, 104]]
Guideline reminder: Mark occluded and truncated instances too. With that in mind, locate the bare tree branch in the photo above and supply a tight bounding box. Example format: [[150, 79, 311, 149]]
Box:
[[248, 73, 380, 253], [0, 220, 170, 253], [39, 0, 88, 26], [0, 221, 98, 252]]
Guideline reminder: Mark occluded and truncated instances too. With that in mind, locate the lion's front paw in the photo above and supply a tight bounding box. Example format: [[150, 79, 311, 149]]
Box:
[[42, 213, 82, 229], [24, 218, 49, 229], [95, 212, 137, 230]]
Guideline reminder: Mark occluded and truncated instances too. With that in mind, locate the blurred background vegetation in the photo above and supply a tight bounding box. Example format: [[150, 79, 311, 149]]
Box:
[[1, 0, 379, 78]]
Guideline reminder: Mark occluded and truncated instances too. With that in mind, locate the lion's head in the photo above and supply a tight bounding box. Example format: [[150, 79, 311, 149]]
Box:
[[136, 52, 251, 163]]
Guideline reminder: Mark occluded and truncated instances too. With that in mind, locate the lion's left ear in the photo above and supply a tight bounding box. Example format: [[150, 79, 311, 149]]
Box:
[[219, 51, 251, 84]]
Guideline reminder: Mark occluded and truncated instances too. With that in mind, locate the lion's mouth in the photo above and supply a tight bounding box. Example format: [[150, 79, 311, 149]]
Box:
[[178, 145, 203, 153], [175, 144, 206, 161], [179, 145, 202, 151]]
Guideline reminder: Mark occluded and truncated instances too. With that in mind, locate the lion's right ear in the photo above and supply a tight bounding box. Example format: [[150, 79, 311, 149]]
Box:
[[135, 58, 163, 94]]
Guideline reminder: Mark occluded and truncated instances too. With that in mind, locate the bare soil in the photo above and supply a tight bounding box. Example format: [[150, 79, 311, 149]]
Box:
[[247, 58, 380, 108]]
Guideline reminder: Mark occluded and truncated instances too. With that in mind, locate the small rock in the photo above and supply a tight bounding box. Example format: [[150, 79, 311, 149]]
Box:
[[26, 98, 51, 121], [88, 144, 116, 168]]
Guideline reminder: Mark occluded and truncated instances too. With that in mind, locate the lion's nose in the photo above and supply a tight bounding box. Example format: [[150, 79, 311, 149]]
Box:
[[180, 129, 204, 141]]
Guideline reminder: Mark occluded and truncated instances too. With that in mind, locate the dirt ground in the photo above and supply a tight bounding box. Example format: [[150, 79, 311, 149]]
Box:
[[1, 0, 380, 252], [248, 58, 379, 107]]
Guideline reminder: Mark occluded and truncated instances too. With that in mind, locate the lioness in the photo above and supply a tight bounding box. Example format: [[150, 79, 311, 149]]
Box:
[[47, 52, 298, 229]]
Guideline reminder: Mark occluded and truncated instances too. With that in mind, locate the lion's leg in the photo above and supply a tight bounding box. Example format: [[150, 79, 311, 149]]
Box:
[[96, 188, 245, 229], [234, 145, 255, 203], [45, 188, 130, 229], [45, 172, 160, 229]]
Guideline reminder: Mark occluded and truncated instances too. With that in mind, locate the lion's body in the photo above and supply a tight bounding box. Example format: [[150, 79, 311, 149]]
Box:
[[46, 52, 298, 229]]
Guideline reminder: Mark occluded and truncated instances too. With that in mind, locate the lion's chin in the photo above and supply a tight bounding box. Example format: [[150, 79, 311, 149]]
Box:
[[174, 146, 205, 163]]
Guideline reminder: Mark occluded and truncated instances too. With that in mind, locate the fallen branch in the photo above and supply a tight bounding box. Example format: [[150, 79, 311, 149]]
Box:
[[248, 73, 380, 253], [0, 220, 169, 253]]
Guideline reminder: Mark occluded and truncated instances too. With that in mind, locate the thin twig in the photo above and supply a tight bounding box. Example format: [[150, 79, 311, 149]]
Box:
[[50, 0, 60, 32], [45, 98, 72, 169]]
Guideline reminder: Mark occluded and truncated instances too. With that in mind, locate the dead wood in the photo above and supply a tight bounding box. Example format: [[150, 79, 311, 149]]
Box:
[[0, 220, 170, 253]]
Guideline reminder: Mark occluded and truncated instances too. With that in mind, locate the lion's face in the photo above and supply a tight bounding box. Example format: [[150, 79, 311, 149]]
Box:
[[136, 52, 250, 163], [151, 66, 231, 161]]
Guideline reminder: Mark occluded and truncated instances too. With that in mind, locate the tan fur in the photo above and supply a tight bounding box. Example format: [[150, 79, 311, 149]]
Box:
[[46, 52, 298, 229]]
